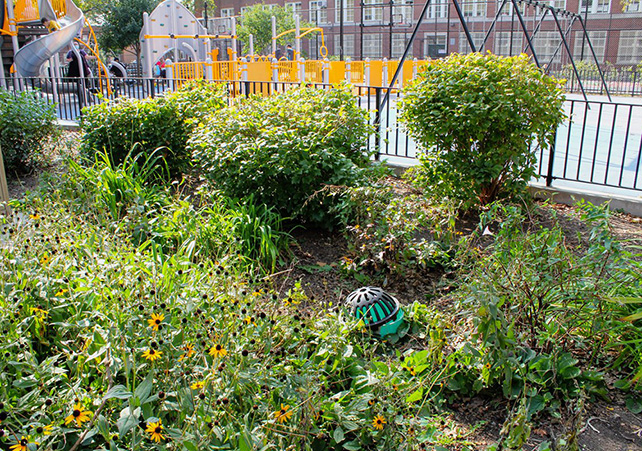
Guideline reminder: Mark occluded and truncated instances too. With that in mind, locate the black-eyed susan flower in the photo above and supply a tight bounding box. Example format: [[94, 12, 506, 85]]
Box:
[[142, 348, 162, 362], [29, 213, 41, 220], [147, 313, 164, 331], [372, 414, 386, 430], [208, 344, 227, 359], [40, 255, 50, 265], [190, 381, 205, 390], [179, 343, 194, 361], [64, 403, 92, 427], [30, 307, 48, 319], [273, 404, 293, 424], [10, 436, 37, 451], [145, 420, 164, 443], [55, 289, 68, 297]]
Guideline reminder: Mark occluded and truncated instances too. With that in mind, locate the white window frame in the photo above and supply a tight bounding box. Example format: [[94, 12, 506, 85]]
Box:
[[286, 2, 303, 18], [461, 0, 487, 17], [573, 30, 606, 62], [334, 34, 355, 57], [392, 0, 413, 24], [532, 31, 563, 64], [363, 33, 382, 58], [580, 0, 611, 14], [624, 0, 641, 11], [220, 7, 234, 17], [494, 31, 523, 56], [335, 0, 355, 22], [364, 0, 383, 22], [617, 30, 642, 65], [458, 31, 485, 53], [424, 32, 447, 57], [310, 1, 328, 24], [427, 0, 448, 19]]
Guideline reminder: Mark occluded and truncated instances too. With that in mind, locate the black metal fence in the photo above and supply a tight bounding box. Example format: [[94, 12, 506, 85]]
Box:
[[5, 77, 642, 197], [552, 67, 642, 97]]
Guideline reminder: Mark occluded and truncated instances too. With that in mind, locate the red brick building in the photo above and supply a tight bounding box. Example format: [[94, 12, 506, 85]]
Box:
[[196, 0, 642, 68]]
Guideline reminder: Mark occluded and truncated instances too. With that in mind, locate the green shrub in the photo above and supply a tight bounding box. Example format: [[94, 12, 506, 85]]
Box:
[[189, 84, 373, 226], [80, 81, 227, 178], [0, 89, 58, 174], [400, 53, 565, 207]]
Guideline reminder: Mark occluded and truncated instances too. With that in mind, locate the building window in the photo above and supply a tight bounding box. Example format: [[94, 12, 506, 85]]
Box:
[[240, 6, 249, 15], [625, 0, 641, 11], [532, 31, 562, 63], [392, 0, 413, 24], [364, 0, 383, 21], [458, 32, 485, 53], [335, 0, 355, 22], [461, 0, 486, 17], [580, 0, 610, 14], [363, 33, 382, 58], [424, 33, 447, 57], [573, 30, 606, 62], [334, 34, 355, 57], [427, 0, 448, 18], [618, 30, 642, 64], [286, 2, 303, 18], [550, 0, 566, 8], [494, 31, 523, 56], [310, 1, 328, 23], [392, 33, 410, 58], [220, 7, 234, 17]]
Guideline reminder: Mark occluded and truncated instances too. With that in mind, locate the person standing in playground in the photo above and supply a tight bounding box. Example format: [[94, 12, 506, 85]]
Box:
[[41, 17, 61, 33], [286, 44, 294, 61]]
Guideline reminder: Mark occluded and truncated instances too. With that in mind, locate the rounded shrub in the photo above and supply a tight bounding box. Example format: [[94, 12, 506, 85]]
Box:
[[400, 52, 565, 207], [189, 84, 373, 226], [0, 89, 58, 174], [79, 81, 227, 178]]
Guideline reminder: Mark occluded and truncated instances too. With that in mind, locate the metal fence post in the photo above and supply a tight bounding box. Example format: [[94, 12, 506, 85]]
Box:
[[546, 131, 557, 187], [373, 87, 382, 161]]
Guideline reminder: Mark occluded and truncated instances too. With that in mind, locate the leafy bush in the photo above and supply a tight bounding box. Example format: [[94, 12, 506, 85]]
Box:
[[80, 81, 227, 178], [446, 202, 642, 412], [400, 53, 565, 207], [0, 88, 58, 174], [189, 84, 373, 226]]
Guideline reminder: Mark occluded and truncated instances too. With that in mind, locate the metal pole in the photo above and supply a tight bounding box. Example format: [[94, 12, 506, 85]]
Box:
[[340, 0, 345, 60], [272, 16, 277, 56], [360, 0, 364, 59], [510, 0, 540, 67], [544, 15, 576, 74], [451, 0, 476, 52], [577, 14, 611, 101], [389, 0, 393, 59], [550, 8, 588, 101], [480, 0, 508, 51], [204, 2, 209, 32], [521, 8, 549, 53], [5, 0, 20, 59], [377, 0, 433, 116]]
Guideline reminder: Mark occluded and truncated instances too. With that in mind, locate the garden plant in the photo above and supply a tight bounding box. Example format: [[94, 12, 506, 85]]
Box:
[[1, 61, 641, 451]]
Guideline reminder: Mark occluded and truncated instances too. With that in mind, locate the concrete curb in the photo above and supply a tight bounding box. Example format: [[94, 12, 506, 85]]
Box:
[[57, 120, 80, 131], [529, 184, 642, 217]]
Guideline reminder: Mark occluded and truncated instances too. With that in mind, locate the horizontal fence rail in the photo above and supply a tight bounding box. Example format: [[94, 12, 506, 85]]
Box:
[[5, 76, 642, 198]]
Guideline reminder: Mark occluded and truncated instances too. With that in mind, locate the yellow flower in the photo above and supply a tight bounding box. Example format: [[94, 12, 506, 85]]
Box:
[[145, 420, 165, 443], [10, 436, 38, 451], [64, 403, 92, 427], [273, 404, 293, 424], [30, 306, 48, 318], [29, 213, 41, 220], [43, 424, 53, 435], [372, 414, 386, 430], [142, 348, 163, 362], [40, 254, 50, 265], [208, 344, 227, 359], [190, 380, 205, 390], [244, 316, 255, 325], [147, 313, 165, 331], [407, 366, 416, 376], [55, 289, 68, 297], [179, 343, 194, 361]]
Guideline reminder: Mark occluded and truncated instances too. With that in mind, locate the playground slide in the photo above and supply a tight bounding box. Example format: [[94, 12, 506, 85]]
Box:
[[13, 0, 84, 77]]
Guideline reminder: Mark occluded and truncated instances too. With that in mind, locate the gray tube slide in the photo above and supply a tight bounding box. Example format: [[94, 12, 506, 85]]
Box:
[[14, 0, 84, 77]]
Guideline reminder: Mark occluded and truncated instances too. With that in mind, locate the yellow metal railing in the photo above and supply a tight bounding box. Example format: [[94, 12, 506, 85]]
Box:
[[51, 0, 66, 18], [210, 61, 239, 81], [348, 61, 365, 84], [276, 60, 297, 82], [14, 0, 39, 23], [304, 61, 323, 83]]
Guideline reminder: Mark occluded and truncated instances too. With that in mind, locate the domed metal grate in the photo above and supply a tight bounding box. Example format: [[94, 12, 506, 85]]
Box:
[[345, 287, 400, 329]]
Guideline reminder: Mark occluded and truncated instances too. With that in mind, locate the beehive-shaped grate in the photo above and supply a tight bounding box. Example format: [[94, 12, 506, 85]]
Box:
[[345, 287, 399, 328]]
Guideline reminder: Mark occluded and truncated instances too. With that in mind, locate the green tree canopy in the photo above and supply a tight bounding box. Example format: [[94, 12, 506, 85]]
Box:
[[236, 4, 314, 56], [93, 0, 160, 59]]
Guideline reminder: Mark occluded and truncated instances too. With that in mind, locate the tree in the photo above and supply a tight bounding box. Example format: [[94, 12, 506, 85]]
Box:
[[400, 53, 566, 207], [236, 4, 314, 56], [96, 0, 160, 61]]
